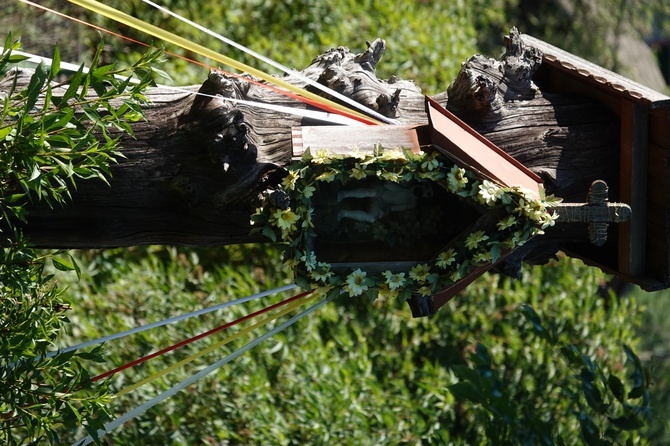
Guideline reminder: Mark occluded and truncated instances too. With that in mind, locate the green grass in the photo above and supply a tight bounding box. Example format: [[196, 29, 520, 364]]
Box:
[[46, 248, 649, 444]]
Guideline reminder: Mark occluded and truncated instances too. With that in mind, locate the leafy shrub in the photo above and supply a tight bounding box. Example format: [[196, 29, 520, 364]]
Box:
[[0, 35, 161, 444]]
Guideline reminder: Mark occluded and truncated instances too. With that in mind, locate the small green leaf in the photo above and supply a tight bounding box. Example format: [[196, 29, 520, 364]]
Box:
[[52, 256, 76, 272], [608, 413, 645, 431], [448, 381, 486, 404], [607, 374, 625, 402], [490, 243, 501, 263], [0, 126, 12, 141], [262, 226, 277, 242], [50, 44, 61, 78]]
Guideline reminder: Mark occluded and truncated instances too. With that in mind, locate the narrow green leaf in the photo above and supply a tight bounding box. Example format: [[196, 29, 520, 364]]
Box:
[[607, 374, 625, 402], [52, 256, 76, 272], [25, 62, 48, 111], [448, 382, 486, 405], [59, 66, 85, 104], [50, 44, 61, 78], [608, 414, 645, 431], [7, 54, 29, 63], [579, 415, 603, 446], [581, 380, 605, 414]]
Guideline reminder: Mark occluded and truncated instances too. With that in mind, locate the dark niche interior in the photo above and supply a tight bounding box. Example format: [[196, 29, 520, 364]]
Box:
[[310, 178, 483, 263]]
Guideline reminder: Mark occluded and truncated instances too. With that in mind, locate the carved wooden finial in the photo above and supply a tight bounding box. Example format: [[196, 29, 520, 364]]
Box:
[[554, 180, 632, 246]]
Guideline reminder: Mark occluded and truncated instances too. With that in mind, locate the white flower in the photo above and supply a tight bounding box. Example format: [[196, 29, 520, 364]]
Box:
[[436, 249, 456, 269], [351, 163, 369, 180], [377, 148, 405, 161], [344, 269, 368, 296], [377, 283, 399, 299], [300, 251, 317, 271], [447, 165, 468, 191], [282, 170, 299, 190], [312, 149, 331, 164], [273, 209, 298, 231], [409, 263, 431, 282], [478, 180, 501, 205], [310, 262, 333, 283], [540, 211, 558, 229], [382, 271, 406, 291], [379, 170, 400, 182], [316, 168, 338, 183], [417, 285, 432, 297]]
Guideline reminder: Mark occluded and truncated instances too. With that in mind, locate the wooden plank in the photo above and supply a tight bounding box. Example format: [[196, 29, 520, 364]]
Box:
[[645, 140, 670, 284], [425, 97, 544, 198], [291, 125, 423, 160], [618, 100, 649, 276], [649, 108, 670, 149]]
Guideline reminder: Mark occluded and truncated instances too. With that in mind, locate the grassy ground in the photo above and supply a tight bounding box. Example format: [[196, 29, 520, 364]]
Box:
[[43, 247, 651, 444]]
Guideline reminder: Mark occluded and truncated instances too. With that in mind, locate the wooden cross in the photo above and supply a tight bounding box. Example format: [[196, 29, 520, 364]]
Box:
[[553, 180, 632, 246]]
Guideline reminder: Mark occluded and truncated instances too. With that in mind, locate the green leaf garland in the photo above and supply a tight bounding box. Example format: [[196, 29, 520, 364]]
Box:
[[253, 147, 558, 302]]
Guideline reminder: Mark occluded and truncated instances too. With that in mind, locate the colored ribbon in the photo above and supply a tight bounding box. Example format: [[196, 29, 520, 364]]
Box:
[[71, 290, 339, 446], [65, 0, 384, 125], [114, 291, 317, 397], [140, 0, 399, 125], [89, 289, 313, 383]]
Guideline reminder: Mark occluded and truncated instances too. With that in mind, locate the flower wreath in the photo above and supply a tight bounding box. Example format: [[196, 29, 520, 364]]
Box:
[[252, 145, 558, 302]]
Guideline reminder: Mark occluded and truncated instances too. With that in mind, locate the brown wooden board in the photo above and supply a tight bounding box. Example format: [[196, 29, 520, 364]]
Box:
[[425, 97, 544, 198], [618, 100, 649, 276]]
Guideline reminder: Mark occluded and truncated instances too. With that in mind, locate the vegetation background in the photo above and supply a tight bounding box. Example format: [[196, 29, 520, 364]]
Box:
[[2, 0, 670, 444]]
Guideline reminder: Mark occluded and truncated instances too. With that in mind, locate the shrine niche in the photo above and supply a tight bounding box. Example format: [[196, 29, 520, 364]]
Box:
[[253, 98, 557, 317]]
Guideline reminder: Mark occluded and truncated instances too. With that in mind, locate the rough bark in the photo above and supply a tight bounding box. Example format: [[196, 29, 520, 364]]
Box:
[[2, 29, 620, 276]]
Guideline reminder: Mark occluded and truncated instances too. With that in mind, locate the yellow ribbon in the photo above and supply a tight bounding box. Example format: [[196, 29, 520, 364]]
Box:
[[114, 292, 318, 397], [67, 0, 383, 125]]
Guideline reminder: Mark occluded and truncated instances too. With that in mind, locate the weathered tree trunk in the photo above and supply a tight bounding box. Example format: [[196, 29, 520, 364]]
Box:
[[2, 29, 620, 273]]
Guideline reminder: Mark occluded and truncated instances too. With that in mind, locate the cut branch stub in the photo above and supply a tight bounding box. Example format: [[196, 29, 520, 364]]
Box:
[[301, 38, 416, 118], [446, 26, 542, 120]]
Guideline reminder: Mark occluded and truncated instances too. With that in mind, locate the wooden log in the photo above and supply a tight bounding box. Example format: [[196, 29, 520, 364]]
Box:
[[1, 30, 621, 280]]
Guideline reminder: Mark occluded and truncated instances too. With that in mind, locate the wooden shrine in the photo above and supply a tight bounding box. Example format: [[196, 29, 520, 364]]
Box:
[[289, 30, 670, 316], [291, 98, 547, 317]]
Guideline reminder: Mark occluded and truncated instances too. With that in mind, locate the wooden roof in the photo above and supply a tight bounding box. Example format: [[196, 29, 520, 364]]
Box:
[[519, 34, 670, 108]]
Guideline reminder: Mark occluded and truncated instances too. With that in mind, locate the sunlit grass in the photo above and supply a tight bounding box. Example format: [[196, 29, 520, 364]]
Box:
[[47, 248, 648, 444]]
